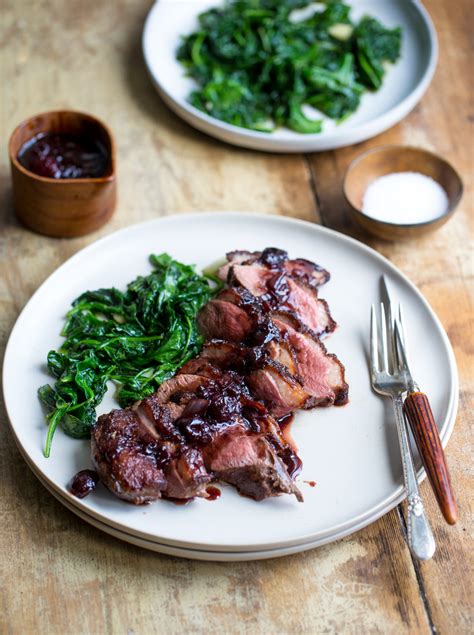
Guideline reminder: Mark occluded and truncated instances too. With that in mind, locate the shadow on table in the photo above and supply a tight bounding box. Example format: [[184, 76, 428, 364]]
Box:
[[121, 6, 240, 156]]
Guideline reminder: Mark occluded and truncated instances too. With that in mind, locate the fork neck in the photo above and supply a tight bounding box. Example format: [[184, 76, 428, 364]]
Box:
[[407, 377, 419, 393]]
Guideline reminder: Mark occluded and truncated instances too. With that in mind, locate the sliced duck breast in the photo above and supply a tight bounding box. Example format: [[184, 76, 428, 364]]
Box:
[[172, 375, 303, 501], [202, 422, 303, 502], [227, 264, 274, 296], [197, 287, 261, 343], [228, 264, 335, 336], [180, 338, 298, 378], [91, 401, 210, 503], [283, 258, 330, 288], [218, 250, 260, 280], [265, 339, 298, 376], [272, 313, 349, 407], [282, 279, 335, 336], [219, 249, 330, 288], [154, 374, 212, 421], [92, 408, 167, 504], [181, 340, 247, 373], [197, 298, 254, 342], [91, 247, 348, 507], [246, 360, 308, 418], [155, 374, 210, 404], [134, 397, 210, 499]]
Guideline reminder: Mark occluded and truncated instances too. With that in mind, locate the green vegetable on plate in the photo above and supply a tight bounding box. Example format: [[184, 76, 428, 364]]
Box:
[[177, 0, 402, 133], [38, 253, 219, 457]]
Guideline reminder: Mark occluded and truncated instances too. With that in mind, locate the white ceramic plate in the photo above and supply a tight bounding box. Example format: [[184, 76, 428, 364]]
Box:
[[142, 0, 437, 152], [22, 437, 442, 562], [24, 444, 447, 562], [3, 213, 458, 553]]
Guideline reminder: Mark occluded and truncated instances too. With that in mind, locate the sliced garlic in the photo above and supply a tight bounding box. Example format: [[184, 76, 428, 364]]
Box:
[[328, 23, 353, 41]]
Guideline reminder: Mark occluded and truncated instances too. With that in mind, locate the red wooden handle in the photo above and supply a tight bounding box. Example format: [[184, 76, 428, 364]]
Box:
[[404, 392, 458, 524]]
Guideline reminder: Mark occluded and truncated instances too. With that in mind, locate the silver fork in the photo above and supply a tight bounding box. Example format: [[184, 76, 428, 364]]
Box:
[[370, 303, 435, 560]]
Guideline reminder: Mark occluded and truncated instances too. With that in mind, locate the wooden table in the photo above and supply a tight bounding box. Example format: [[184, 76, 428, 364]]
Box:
[[1, 1, 472, 632]]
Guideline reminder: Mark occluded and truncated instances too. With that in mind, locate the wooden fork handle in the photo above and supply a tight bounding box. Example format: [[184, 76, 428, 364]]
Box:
[[403, 392, 458, 525]]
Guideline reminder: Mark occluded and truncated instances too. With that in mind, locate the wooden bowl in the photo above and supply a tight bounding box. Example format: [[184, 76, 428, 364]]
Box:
[[343, 146, 463, 240], [9, 111, 116, 238]]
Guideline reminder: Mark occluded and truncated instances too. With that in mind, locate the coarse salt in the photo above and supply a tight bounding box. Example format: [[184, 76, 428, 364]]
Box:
[[362, 172, 449, 225]]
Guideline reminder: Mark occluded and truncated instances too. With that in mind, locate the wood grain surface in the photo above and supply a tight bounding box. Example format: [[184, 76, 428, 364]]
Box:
[[0, 1, 472, 633]]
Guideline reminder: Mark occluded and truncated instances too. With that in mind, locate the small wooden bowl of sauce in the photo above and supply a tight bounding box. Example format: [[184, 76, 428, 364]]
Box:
[[343, 146, 463, 240], [9, 111, 116, 238]]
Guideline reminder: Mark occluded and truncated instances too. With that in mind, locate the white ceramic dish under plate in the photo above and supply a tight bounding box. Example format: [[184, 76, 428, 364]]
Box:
[[3, 213, 458, 554], [143, 0, 438, 153]]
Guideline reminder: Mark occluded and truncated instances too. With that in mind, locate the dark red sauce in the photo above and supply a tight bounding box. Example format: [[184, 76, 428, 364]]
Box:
[[280, 446, 302, 478], [69, 469, 99, 499], [304, 480, 317, 487], [175, 374, 302, 481], [277, 412, 294, 431], [205, 485, 221, 501], [259, 247, 287, 268], [277, 412, 297, 446], [18, 132, 109, 179], [276, 413, 300, 475]]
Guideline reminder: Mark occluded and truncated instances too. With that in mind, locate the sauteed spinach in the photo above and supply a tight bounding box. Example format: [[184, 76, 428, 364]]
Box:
[[39, 254, 218, 457], [177, 0, 402, 133]]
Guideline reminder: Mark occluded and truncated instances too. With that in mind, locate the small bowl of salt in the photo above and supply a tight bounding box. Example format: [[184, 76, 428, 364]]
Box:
[[343, 146, 463, 240]]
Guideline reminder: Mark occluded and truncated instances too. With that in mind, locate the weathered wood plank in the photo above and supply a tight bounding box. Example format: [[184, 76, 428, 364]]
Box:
[[307, 0, 473, 632]]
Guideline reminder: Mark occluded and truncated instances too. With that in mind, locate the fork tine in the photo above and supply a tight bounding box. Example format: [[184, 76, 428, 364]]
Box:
[[398, 303, 413, 370], [394, 318, 410, 373], [398, 304, 408, 346], [387, 301, 398, 371], [381, 275, 392, 308], [370, 304, 379, 373], [382, 275, 397, 371], [379, 302, 389, 372]]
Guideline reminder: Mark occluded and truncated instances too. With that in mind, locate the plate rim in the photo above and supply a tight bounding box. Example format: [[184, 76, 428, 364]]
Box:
[[2, 212, 459, 551], [23, 426, 450, 561], [142, 0, 438, 152], [31, 464, 343, 561], [26, 460, 445, 562]]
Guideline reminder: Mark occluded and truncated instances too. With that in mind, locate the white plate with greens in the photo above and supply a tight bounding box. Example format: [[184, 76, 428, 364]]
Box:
[[143, 0, 437, 152], [2, 213, 458, 555]]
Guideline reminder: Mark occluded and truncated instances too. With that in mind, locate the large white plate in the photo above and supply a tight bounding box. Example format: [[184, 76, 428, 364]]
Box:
[[143, 0, 437, 152], [3, 213, 457, 552], [21, 436, 441, 562]]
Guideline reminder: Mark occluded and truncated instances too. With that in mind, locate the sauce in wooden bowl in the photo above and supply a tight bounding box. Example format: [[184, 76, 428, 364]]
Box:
[[18, 132, 109, 179]]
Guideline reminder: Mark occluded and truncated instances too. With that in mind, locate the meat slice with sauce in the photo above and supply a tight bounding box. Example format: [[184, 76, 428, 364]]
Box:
[[173, 373, 303, 501], [179, 339, 305, 418], [246, 360, 308, 418], [154, 373, 212, 420], [227, 264, 336, 337], [180, 337, 298, 378], [116, 367, 304, 502], [219, 248, 330, 288], [197, 297, 254, 342], [272, 312, 348, 407], [91, 401, 210, 504], [201, 421, 302, 501]]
